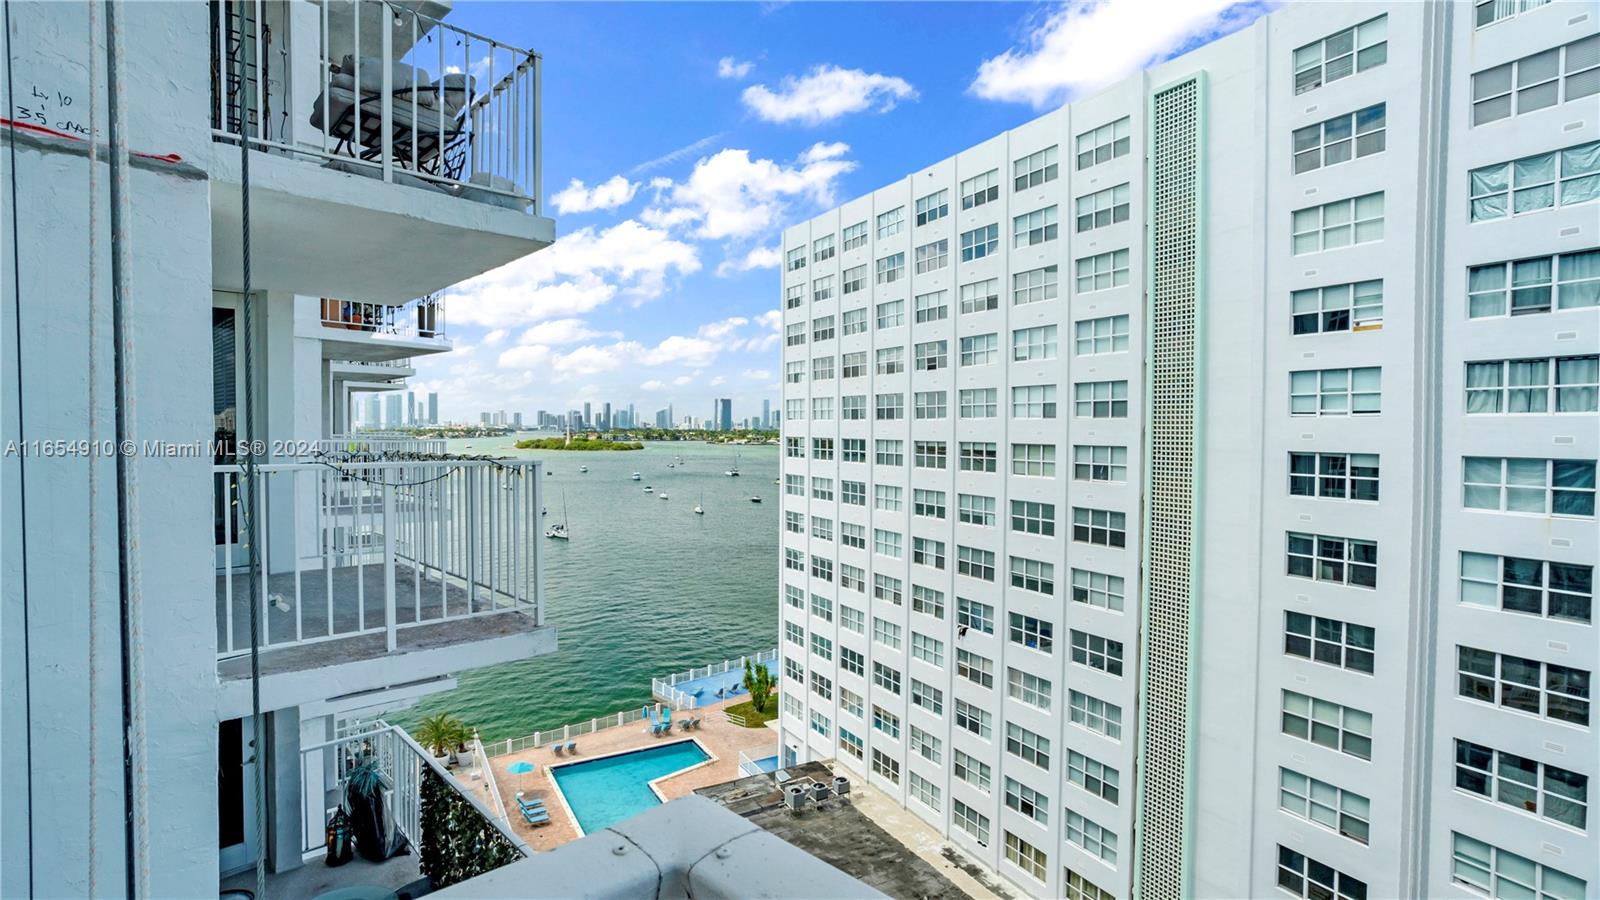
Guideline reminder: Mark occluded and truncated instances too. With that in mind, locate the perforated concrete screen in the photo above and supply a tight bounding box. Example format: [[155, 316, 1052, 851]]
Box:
[[1137, 74, 1201, 900]]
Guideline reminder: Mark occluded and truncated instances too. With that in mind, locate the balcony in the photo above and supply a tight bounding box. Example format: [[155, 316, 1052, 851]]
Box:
[[213, 457, 552, 713], [316, 293, 450, 362], [317, 433, 448, 455], [208, 0, 555, 304]]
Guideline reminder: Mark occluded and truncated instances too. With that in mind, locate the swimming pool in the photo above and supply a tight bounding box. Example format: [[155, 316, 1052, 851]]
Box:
[[551, 740, 711, 834]]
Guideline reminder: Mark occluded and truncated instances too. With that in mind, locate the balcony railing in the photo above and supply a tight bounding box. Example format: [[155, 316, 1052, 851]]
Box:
[[320, 294, 446, 341], [319, 434, 448, 456], [210, 0, 541, 209], [214, 458, 541, 659]]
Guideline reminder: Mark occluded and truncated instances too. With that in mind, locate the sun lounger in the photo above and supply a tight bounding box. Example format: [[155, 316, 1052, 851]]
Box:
[[521, 807, 551, 826], [516, 794, 545, 812], [565, 741, 577, 754], [552, 744, 565, 756]]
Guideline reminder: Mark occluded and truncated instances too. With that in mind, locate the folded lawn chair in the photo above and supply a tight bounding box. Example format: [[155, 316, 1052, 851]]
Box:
[[521, 806, 550, 826], [308, 57, 474, 179]]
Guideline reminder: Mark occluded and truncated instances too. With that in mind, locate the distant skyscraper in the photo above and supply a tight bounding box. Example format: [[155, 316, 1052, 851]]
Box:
[[427, 392, 438, 425], [480, 412, 491, 425], [385, 393, 401, 428], [407, 391, 416, 425], [712, 398, 732, 431], [602, 401, 612, 431], [762, 398, 771, 429], [582, 402, 592, 430], [364, 395, 380, 430], [512, 412, 523, 428]]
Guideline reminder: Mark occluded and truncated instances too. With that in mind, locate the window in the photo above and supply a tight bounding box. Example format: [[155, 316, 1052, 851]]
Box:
[[873, 529, 901, 559], [1472, 37, 1600, 126], [1065, 812, 1117, 865], [1451, 832, 1588, 900], [784, 548, 804, 572], [811, 477, 833, 502], [957, 648, 995, 688], [959, 333, 998, 366], [1068, 750, 1119, 804], [841, 607, 865, 637], [810, 514, 833, 540], [874, 393, 904, 421], [1293, 14, 1388, 94], [841, 645, 865, 676], [1012, 325, 1058, 362], [1277, 846, 1367, 900], [811, 594, 833, 623], [1012, 384, 1057, 418], [841, 351, 867, 378], [785, 585, 804, 610], [809, 709, 831, 738], [840, 563, 865, 592], [908, 771, 940, 811], [840, 481, 866, 508], [914, 291, 948, 325], [876, 206, 905, 240], [1289, 452, 1380, 501], [1012, 205, 1059, 247], [838, 687, 863, 719], [1070, 630, 1122, 676], [957, 545, 995, 581], [1470, 142, 1600, 222], [1074, 380, 1128, 418], [1072, 569, 1125, 612], [1009, 501, 1055, 537], [913, 391, 946, 420], [913, 488, 946, 520], [1279, 769, 1371, 844], [1470, 249, 1600, 317], [1070, 690, 1122, 740], [953, 751, 992, 794], [811, 397, 833, 421], [959, 389, 997, 419], [785, 655, 804, 684], [811, 233, 835, 263], [955, 699, 992, 738], [912, 585, 945, 619], [1072, 507, 1126, 547], [1074, 186, 1128, 232], [811, 356, 834, 382], [913, 441, 947, 469], [1076, 117, 1130, 170], [1286, 531, 1379, 587], [784, 474, 804, 496], [876, 299, 905, 330], [785, 322, 806, 347], [873, 617, 903, 653], [872, 661, 902, 695], [960, 442, 998, 472], [1458, 646, 1591, 724], [786, 246, 807, 271], [811, 667, 833, 699], [839, 522, 866, 550], [783, 509, 804, 534], [841, 395, 866, 420], [1454, 739, 1588, 828], [874, 439, 903, 467], [1285, 612, 1375, 673], [1292, 280, 1384, 333], [915, 189, 948, 226], [783, 692, 803, 720], [1012, 265, 1058, 305], [1010, 556, 1055, 595], [1292, 192, 1384, 253], [1466, 356, 1600, 414], [914, 239, 948, 274], [1008, 613, 1053, 653], [1013, 146, 1059, 193], [873, 574, 902, 605], [871, 748, 900, 783], [957, 599, 994, 635], [1463, 457, 1596, 516], [1475, 0, 1553, 27], [785, 398, 805, 422], [842, 220, 867, 251], [953, 800, 990, 846], [1075, 249, 1129, 293], [1074, 445, 1127, 483], [1074, 315, 1129, 354], [960, 224, 999, 262], [841, 307, 868, 337], [1004, 778, 1049, 826], [1065, 869, 1117, 900], [911, 632, 944, 667], [1290, 367, 1382, 415], [784, 621, 804, 648], [960, 169, 999, 209], [1007, 668, 1052, 710], [785, 437, 805, 459], [842, 264, 867, 297], [1281, 690, 1372, 760], [1012, 443, 1056, 477], [839, 727, 864, 759], [875, 253, 905, 286], [959, 279, 999, 314], [810, 556, 833, 582], [1293, 103, 1386, 173], [1461, 552, 1593, 623], [912, 537, 946, 570]]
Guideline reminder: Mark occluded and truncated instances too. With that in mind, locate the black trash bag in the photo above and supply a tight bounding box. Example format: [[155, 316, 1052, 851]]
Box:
[[347, 782, 400, 862], [324, 808, 354, 867]]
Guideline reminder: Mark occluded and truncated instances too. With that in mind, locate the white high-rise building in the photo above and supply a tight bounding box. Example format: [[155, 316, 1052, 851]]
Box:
[[776, 3, 1597, 898]]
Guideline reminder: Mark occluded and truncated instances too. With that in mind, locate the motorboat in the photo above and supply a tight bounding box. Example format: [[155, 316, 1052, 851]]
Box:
[[749, 496, 762, 504], [631, 472, 641, 480]]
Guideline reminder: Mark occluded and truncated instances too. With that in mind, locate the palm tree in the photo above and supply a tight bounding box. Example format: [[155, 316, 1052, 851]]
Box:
[[743, 660, 774, 715], [415, 713, 466, 759]]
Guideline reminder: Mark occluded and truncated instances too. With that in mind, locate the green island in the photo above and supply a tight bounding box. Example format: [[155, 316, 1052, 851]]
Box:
[[514, 437, 644, 451]]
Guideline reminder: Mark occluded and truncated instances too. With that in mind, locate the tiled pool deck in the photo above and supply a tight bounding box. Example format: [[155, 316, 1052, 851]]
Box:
[[668, 667, 748, 703], [485, 696, 776, 851]]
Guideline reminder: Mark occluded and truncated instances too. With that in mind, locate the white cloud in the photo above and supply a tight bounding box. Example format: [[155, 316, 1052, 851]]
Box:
[[550, 175, 640, 214], [672, 375, 693, 386], [716, 245, 782, 277], [971, 0, 1273, 108], [742, 64, 917, 125], [709, 375, 727, 387], [628, 132, 727, 175], [640, 379, 666, 391], [481, 328, 509, 346], [645, 142, 856, 241], [515, 318, 619, 346], [447, 219, 700, 328], [742, 368, 772, 381], [755, 309, 783, 330], [717, 56, 754, 79]]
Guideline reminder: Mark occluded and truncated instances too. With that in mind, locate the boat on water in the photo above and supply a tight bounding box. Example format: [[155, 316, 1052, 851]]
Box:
[[749, 496, 762, 504], [725, 451, 741, 477], [694, 489, 704, 515], [659, 493, 669, 500], [579, 465, 589, 473], [643, 485, 653, 493], [666, 462, 675, 468], [631, 472, 641, 480], [545, 491, 570, 540]]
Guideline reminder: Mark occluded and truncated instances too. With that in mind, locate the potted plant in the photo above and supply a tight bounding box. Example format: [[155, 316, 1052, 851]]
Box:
[[415, 713, 464, 765]]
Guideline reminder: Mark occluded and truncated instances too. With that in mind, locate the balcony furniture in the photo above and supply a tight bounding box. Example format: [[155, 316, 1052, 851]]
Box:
[[552, 744, 564, 757], [520, 806, 550, 827], [515, 794, 544, 812], [564, 741, 576, 754], [309, 56, 474, 180]]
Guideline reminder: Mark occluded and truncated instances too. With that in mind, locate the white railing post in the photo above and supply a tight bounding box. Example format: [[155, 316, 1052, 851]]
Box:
[[383, 477, 398, 652], [380, 13, 394, 183]]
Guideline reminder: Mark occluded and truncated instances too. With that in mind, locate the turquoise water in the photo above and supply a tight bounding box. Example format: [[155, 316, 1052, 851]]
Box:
[[552, 740, 711, 834], [392, 438, 778, 743]]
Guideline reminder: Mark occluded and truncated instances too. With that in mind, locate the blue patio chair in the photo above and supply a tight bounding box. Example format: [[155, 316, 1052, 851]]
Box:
[[521, 807, 551, 826], [565, 741, 577, 754], [516, 794, 545, 812], [553, 743, 565, 757]]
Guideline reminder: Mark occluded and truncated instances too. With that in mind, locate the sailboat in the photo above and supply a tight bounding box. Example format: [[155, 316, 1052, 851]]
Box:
[[725, 452, 741, 477], [544, 491, 570, 540], [631, 472, 641, 481], [693, 489, 704, 516]]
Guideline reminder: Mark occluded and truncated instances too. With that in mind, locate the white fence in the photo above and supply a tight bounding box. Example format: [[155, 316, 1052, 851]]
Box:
[[650, 648, 779, 710], [211, 0, 542, 207], [736, 745, 778, 777], [495, 705, 661, 756], [214, 457, 541, 658], [472, 732, 509, 824]]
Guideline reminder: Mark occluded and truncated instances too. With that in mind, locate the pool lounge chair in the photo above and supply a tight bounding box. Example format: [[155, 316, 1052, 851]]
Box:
[[516, 794, 545, 812], [565, 741, 577, 754], [521, 806, 551, 826], [552, 744, 565, 757]]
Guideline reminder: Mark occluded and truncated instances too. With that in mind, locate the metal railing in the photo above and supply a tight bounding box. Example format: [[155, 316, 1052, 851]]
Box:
[[297, 723, 528, 859], [210, 0, 541, 208], [650, 648, 779, 709], [496, 705, 662, 755], [317, 435, 449, 456], [214, 457, 541, 659], [736, 746, 778, 777], [471, 732, 510, 824], [320, 294, 446, 341]]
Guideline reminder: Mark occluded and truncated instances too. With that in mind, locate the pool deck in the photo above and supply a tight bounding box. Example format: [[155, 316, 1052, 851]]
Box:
[[485, 696, 776, 851]]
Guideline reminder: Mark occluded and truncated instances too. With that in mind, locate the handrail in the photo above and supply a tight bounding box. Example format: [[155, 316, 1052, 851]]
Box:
[[472, 732, 510, 825]]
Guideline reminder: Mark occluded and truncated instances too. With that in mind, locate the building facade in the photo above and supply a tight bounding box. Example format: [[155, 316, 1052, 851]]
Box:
[[776, 2, 1597, 898]]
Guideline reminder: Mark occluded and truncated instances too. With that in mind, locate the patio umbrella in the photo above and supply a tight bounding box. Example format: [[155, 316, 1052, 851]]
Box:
[[507, 761, 534, 775]]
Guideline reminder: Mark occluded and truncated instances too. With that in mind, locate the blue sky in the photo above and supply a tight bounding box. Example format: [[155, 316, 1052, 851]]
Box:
[[415, 0, 1274, 425]]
